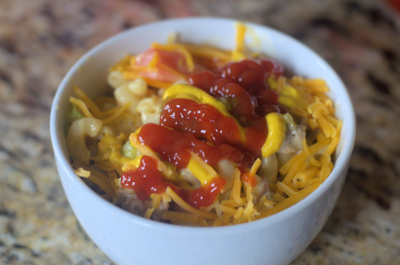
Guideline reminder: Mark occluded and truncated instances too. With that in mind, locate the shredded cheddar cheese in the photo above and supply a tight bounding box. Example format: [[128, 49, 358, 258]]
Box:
[[258, 183, 320, 219], [69, 97, 94, 118], [231, 169, 242, 204], [73, 85, 104, 119], [181, 43, 231, 62]]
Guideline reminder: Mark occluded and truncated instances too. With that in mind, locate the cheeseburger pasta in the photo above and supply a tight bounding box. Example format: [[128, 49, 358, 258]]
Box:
[[67, 24, 341, 226]]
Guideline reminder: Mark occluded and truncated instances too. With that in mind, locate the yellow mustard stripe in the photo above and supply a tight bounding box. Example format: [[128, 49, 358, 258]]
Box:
[[163, 84, 231, 116], [262, 113, 286, 158], [187, 150, 217, 186]]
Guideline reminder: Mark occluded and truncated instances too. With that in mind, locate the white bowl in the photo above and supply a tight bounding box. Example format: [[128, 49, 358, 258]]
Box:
[[50, 18, 355, 265]]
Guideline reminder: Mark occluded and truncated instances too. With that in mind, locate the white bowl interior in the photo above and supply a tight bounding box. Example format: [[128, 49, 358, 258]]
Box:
[[50, 17, 355, 265]]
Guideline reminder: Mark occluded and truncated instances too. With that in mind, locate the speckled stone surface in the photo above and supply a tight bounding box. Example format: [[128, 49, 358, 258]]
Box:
[[0, 0, 399, 264]]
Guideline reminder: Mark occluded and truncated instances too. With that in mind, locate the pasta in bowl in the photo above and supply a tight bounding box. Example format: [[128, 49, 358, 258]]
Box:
[[50, 18, 355, 265]]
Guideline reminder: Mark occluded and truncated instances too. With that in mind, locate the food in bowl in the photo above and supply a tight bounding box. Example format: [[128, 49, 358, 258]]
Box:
[[66, 23, 342, 227]]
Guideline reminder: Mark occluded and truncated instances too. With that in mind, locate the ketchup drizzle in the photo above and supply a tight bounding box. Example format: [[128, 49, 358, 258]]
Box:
[[138, 123, 254, 169], [121, 155, 226, 208], [121, 59, 288, 209]]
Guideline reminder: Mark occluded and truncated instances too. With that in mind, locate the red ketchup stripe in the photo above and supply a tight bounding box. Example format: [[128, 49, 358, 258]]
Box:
[[189, 71, 263, 129], [160, 98, 265, 157], [138, 123, 254, 169], [120, 155, 169, 201], [190, 59, 287, 118], [121, 155, 226, 208]]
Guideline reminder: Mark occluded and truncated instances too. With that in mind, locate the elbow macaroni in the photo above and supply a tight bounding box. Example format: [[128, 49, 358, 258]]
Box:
[[108, 71, 125, 89], [114, 79, 148, 114], [128, 78, 148, 97], [67, 117, 102, 164], [136, 95, 162, 125]]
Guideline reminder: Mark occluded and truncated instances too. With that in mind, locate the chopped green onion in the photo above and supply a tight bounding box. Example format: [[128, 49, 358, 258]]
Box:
[[70, 104, 84, 121], [122, 140, 137, 159]]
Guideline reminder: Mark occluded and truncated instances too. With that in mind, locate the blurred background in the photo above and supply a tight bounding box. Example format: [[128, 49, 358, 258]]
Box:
[[0, 0, 399, 264]]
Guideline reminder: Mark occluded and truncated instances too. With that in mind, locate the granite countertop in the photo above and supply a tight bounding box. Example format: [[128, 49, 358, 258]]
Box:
[[0, 0, 399, 264]]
